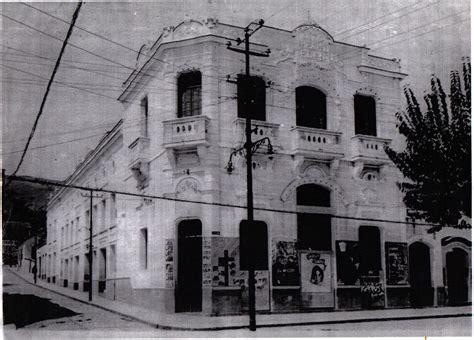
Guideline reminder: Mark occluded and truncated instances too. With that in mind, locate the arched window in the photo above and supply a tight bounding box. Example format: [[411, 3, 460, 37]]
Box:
[[297, 184, 332, 251], [177, 71, 201, 117], [358, 226, 381, 275], [296, 86, 327, 129], [354, 94, 376, 136]]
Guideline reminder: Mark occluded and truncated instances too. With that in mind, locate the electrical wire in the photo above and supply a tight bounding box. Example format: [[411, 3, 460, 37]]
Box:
[[6, 1, 84, 188], [6, 174, 448, 230]]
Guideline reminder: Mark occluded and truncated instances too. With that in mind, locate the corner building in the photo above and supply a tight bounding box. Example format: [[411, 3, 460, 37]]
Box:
[[39, 19, 471, 315]]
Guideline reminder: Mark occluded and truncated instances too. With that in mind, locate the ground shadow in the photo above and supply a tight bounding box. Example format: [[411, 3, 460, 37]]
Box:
[[3, 293, 80, 328]]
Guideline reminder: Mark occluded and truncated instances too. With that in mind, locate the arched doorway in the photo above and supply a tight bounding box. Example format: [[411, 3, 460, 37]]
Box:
[[409, 242, 433, 307], [446, 248, 469, 305], [176, 219, 202, 312]]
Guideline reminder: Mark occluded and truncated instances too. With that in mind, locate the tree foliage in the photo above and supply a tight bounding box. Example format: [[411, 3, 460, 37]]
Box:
[[385, 58, 471, 232]]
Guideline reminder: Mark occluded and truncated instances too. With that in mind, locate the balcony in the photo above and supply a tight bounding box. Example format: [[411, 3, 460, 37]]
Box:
[[163, 115, 210, 149], [128, 137, 150, 168], [128, 137, 150, 189], [351, 135, 391, 165], [233, 118, 280, 148], [291, 126, 343, 160]]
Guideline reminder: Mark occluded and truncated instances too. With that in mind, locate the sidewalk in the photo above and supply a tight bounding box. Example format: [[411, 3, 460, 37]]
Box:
[[7, 268, 472, 331]]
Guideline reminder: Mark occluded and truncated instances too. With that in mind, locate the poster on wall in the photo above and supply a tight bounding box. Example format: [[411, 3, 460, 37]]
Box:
[[385, 242, 409, 285], [271, 240, 299, 286], [300, 251, 331, 293], [336, 241, 360, 286], [211, 237, 240, 287], [202, 238, 212, 287], [164, 239, 174, 288]]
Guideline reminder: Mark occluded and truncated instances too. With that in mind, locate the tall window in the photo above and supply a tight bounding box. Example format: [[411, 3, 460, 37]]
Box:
[[237, 74, 266, 121], [109, 194, 117, 227], [140, 228, 148, 269], [178, 71, 201, 117], [358, 226, 381, 275], [140, 95, 149, 137], [100, 199, 107, 231], [354, 94, 376, 136], [297, 184, 332, 251], [296, 86, 327, 129]]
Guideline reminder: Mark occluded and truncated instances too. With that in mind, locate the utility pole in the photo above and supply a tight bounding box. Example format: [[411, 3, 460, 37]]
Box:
[[81, 190, 102, 301], [226, 19, 270, 332]]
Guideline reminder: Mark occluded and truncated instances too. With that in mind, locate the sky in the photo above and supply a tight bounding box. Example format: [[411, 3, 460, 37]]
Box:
[[1, 0, 470, 180]]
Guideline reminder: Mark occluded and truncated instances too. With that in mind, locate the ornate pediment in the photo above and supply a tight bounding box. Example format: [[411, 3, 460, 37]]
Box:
[[162, 19, 215, 43], [273, 23, 342, 70]]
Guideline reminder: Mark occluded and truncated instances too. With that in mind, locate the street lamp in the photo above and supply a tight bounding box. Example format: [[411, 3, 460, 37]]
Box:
[[226, 136, 275, 174]]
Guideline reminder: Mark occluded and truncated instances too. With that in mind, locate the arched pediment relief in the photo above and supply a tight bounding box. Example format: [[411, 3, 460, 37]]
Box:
[[292, 22, 334, 42], [162, 19, 212, 43], [280, 176, 349, 207], [302, 164, 327, 178], [175, 177, 201, 197]]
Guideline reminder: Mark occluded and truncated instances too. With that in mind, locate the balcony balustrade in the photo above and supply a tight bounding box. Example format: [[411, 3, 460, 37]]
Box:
[[351, 135, 391, 164], [163, 115, 210, 149], [291, 126, 343, 160], [233, 118, 280, 148]]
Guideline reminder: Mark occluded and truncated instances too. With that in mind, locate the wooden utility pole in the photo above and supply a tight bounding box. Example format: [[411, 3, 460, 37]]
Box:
[[81, 190, 102, 301], [226, 20, 270, 331]]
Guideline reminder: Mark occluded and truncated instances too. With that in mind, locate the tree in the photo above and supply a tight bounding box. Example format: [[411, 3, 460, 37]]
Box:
[[385, 58, 471, 233]]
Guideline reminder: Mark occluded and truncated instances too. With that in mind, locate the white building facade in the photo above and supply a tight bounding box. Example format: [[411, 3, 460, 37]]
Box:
[[38, 19, 471, 314]]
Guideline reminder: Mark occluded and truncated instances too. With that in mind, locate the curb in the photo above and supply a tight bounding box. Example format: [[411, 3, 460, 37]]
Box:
[[7, 269, 472, 331]]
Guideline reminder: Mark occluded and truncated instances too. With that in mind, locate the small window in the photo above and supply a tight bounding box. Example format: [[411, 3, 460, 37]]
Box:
[[178, 71, 201, 117], [140, 96, 148, 137], [296, 184, 331, 207], [140, 228, 148, 269], [354, 94, 376, 136], [237, 74, 266, 121], [358, 226, 381, 275], [296, 86, 327, 129]]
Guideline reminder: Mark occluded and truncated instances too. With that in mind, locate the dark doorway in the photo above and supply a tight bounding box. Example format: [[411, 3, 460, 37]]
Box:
[[446, 248, 469, 305], [409, 242, 433, 307], [176, 219, 202, 312]]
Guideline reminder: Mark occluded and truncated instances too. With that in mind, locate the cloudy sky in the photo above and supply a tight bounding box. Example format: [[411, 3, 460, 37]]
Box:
[[1, 0, 470, 180]]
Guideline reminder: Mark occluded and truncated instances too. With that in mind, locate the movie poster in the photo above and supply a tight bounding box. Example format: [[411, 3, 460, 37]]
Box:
[[272, 240, 299, 286], [385, 242, 409, 285], [300, 251, 331, 293], [336, 240, 360, 286]]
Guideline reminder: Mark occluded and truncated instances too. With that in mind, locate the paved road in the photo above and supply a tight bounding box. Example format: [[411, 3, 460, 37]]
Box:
[[3, 269, 471, 338], [3, 269, 153, 332]]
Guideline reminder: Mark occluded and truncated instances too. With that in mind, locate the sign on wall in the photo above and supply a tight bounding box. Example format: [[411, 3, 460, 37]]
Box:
[[300, 251, 331, 293], [385, 242, 409, 285], [164, 239, 174, 288], [336, 241, 360, 286], [211, 237, 240, 287], [272, 240, 299, 286]]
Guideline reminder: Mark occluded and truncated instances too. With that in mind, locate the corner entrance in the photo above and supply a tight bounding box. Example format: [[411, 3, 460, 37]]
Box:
[[446, 248, 469, 305], [409, 242, 433, 307], [176, 219, 202, 312]]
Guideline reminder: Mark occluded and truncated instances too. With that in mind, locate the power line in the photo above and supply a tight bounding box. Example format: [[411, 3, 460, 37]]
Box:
[[6, 174, 446, 229], [6, 1, 84, 187]]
